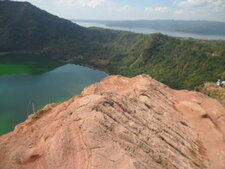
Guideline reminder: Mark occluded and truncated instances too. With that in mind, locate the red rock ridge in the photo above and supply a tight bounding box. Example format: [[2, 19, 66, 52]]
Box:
[[0, 75, 224, 169]]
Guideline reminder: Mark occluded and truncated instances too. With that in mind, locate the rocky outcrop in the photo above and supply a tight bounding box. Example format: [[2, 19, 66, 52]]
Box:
[[0, 75, 225, 169]]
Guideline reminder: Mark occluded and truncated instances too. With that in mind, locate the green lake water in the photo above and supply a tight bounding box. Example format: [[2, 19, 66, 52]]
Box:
[[0, 64, 107, 135]]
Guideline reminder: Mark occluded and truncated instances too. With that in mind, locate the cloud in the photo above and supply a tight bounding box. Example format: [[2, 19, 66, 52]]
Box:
[[174, 0, 208, 8], [145, 6, 185, 17], [174, 0, 225, 12], [174, 9, 184, 14], [145, 6, 170, 13], [172, 0, 225, 21], [56, 0, 108, 8]]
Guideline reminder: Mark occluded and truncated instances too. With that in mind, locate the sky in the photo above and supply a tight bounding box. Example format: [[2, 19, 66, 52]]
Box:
[[15, 0, 225, 22]]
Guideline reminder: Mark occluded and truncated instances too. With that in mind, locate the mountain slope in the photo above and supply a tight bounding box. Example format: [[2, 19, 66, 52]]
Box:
[[0, 1, 225, 90], [108, 34, 225, 89], [0, 1, 86, 51], [1, 75, 225, 168]]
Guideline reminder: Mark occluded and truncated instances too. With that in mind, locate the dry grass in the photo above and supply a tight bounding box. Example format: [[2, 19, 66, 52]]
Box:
[[28, 103, 59, 120], [196, 82, 225, 106]]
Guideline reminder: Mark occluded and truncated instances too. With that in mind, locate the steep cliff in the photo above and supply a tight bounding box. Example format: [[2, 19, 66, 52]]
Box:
[[0, 75, 225, 169]]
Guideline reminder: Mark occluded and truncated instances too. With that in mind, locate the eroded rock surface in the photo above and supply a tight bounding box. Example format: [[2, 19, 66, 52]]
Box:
[[0, 75, 225, 169]]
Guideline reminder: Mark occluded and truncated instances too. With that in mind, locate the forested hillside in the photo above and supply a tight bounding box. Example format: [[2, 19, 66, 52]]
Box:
[[0, 0, 85, 51], [108, 34, 225, 89], [0, 1, 225, 89]]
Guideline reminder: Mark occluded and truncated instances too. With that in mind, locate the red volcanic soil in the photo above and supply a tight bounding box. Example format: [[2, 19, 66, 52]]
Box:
[[0, 75, 224, 169]]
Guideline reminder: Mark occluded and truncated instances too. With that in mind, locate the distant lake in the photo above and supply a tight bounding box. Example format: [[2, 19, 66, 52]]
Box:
[[0, 64, 107, 135], [74, 21, 225, 40]]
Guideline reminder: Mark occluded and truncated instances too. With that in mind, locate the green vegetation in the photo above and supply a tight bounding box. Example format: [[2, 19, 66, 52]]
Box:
[[107, 34, 225, 89], [0, 1, 85, 52], [0, 1, 225, 90], [196, 83, 225, 106], [28, 103, 59, 120], [28, 110, 45, 119], [41, 29, 225, 90], [28, 112, 40, 119], [0, 53, 62, 76]]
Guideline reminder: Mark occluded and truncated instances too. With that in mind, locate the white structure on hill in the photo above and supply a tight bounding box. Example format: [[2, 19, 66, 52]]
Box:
[[217, 79, 225, 87]]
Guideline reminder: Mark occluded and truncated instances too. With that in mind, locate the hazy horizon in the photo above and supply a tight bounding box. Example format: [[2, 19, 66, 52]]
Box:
[[72, 19, 225, 23]]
